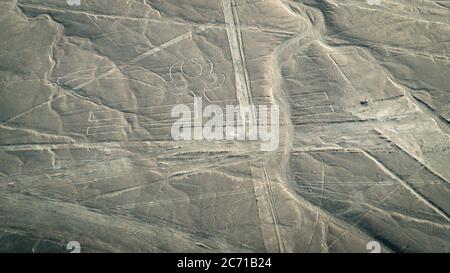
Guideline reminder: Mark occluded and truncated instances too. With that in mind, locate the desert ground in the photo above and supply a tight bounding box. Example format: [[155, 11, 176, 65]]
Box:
[[0, 0, 449, 252]]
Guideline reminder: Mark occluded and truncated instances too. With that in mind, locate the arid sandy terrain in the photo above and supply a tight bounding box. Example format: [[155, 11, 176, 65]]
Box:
[[0, 0, 449, 252]]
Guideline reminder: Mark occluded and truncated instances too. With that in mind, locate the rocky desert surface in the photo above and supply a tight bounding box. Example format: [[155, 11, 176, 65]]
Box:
[[0, 0, 449, 252]]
